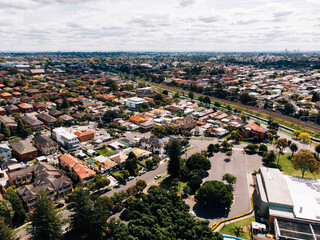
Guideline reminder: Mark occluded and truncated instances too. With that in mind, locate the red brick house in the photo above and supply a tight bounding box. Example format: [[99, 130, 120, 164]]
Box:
[[242, 122, 270, 141], [74, 131, 95, 142], [10, 140, 39, 162]]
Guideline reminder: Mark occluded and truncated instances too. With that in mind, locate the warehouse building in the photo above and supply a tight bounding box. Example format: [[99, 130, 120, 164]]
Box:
[[256, 167, 320, 240]]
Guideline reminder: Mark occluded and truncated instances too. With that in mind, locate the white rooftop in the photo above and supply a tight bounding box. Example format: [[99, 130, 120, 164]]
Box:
[[284, 175, 320, 222], [260, 167, 294, 207]]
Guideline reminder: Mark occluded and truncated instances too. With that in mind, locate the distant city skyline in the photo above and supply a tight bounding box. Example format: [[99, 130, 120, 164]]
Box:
[[0, 0, 319, 52]]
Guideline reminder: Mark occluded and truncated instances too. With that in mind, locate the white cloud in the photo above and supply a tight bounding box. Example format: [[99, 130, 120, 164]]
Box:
[[0, 0, 319, 51]]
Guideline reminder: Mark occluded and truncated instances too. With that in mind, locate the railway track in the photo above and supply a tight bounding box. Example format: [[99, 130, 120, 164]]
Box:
[[149, 82, 320, 133]]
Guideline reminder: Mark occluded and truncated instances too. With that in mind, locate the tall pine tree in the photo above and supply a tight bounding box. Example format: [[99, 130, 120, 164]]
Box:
[[17, 119, 28, 138], [0, 122, 11, 139], [69, 187, 94, 237], [61, 97, 70, 109], [167, 138, 181, 178], [4, 188, 26, 226], [0, 217, 15, 240], [30, 191, 62, 240]]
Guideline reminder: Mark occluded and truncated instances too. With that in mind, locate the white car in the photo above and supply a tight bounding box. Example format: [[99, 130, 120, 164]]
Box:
[[154, 174, 161, 180], [128, 176, 134, 181], [189, 210, 196, 217]]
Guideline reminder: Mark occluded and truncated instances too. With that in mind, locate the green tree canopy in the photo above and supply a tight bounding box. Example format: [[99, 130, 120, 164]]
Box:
[[0, 199, 13, 225], [30, 191, 62, 240], [0, 217, 15, 240], [167, 139, 181, 178], [0, 122, 10, 139], [4, 188, 26, 226], [196, 181, 233, 209], [186, 153, 211, 172], [292, 150, 320, 178]]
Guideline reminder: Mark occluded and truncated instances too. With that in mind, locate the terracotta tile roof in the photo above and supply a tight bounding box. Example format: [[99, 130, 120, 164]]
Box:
[[244, 122, 267, 133]]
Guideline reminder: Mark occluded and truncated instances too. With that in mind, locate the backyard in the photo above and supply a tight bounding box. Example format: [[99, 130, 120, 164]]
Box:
[[97, 148, 115, 157]]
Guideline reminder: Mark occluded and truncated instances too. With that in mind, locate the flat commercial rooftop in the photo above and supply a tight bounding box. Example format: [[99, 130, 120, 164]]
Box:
[[284, 175, 320, 222], [275, 218, 320, 240], [260, 167, 294, 207]]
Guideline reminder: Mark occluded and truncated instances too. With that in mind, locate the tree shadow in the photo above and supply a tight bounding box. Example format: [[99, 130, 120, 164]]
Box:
[[192, 203, 229, 220], [224, 158, 231, 163], [119, 209, 129, 221], [159, 176, 173, 190]]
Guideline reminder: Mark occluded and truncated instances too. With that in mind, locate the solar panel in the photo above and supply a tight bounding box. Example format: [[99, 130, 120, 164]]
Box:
[[280, 230, 314, 240], [313, 184, 320, 192]]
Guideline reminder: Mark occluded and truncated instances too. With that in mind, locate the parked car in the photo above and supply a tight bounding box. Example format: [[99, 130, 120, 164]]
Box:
[[154, 174, 161, 180], [128, 176, 134, 181], [189, 210, 196, 217], [151, 165, 158, 170], [140, 170, 146, 175], [113, 183, 120, 188]]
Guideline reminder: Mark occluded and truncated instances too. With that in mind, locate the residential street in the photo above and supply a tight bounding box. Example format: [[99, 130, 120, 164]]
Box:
[[16, 129, 311, 239]]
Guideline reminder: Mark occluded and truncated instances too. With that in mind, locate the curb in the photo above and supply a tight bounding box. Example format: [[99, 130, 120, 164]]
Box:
[[212, 196, 254, 231]]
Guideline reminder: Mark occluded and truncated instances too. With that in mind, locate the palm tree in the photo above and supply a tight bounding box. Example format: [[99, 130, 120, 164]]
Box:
[[233, 226, 244, 237], [290, 143, 298, 157], [276, 138, 288, 165], [315, 144, 320, 159]]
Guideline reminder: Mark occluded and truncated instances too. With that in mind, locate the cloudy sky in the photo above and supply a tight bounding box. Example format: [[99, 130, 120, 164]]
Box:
[[0, 0, 319, 52]]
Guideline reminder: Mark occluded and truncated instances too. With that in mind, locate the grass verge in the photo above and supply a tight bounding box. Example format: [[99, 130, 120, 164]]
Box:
[[219, 216, 255, 240], [278, 154, 320, 179]]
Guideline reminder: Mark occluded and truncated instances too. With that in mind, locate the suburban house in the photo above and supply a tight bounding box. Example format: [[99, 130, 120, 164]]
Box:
[[33, 135, 59, 155], [10, 140, 39, 162], [52, 127, 80, 151], [49, 110, 64, 118], [0, 143, 12, 160], [59, 114, 74, 125], [139, 121, 157, 132], [125, 97, 147, 110], [191, 126, 206, 136], [33, 102, 46, 111], [5, 105, 19, 114], [109, 152, 127, 169], [242, 122, 270, 141], [141, 137, 165, 155], [94, 155, 118, 173], [73, 131, 95, 142], [21, 115, 44, 131], [37, 113, 57, 127], [1, 92, 12, 99], [0, 116, 17, 134], [8, 162, 72, 210], [0, 107, 5, 115], [129, 115, 145, 125], [18, 103, 33, 113], [59, 154, 95, 183]]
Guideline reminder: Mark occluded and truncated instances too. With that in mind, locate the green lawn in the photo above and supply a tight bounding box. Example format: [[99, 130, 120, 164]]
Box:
[[97, 148, 115, 157], [111, 170, 124, 180], [278, 154, 320, 179], [159, 176, 188, 195], [219, 216, 255, 240]]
